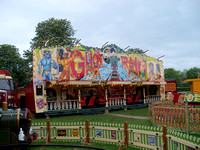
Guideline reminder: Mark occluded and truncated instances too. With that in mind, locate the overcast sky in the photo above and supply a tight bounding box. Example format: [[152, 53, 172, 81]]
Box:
[[0, 0, 199, 71]]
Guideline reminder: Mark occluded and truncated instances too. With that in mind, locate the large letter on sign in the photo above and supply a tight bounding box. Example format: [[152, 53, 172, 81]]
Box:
[[70, 50, 85, 79]]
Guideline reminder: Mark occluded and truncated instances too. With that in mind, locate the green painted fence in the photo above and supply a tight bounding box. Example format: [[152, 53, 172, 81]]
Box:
[[31, 120, 200, 150]]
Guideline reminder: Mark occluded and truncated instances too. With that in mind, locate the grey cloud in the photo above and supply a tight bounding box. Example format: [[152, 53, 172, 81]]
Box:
[[0, 0, 199, 70]]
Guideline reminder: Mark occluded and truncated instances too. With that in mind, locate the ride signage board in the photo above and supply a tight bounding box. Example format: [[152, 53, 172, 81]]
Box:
[[33, 44, 164, 84], [165, 79, 177, 93]]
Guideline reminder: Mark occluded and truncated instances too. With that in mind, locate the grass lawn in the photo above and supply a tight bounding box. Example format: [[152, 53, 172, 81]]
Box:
[[32, 107, 152, 126], [109, 107, 149, 117], [28, 141, 139, 150]]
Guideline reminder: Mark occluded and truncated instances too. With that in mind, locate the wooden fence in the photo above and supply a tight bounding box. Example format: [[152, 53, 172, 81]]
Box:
[[149, 102, 200, 133], [32, 120, 199, 150]]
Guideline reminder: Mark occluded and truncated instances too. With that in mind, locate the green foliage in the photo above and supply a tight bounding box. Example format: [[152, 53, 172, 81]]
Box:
[[186, 67, 200, 79], [23, 49, 33, 81], [31, 18, 76, 48], [127, 48, 144, 54], [177, 87, 190, 92], [0, 44, 30, 87], [164, 68, 185, 86], [164, 67, 200, 87]]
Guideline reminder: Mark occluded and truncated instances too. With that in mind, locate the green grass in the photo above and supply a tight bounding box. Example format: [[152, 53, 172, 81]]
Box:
[[110, 107, 149, 117], [28, 141, 139, 150], [32, 108, 152, 126]]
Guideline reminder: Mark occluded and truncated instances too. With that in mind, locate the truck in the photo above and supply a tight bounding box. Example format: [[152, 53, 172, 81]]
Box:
[[0, 70, 17, 108]]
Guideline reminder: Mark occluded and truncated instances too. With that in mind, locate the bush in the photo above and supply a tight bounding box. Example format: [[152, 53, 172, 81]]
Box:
[[177, 86, 190, 92]]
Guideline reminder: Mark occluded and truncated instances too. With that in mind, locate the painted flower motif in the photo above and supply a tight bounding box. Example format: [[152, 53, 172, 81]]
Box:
[[36, 98, 44, 110]]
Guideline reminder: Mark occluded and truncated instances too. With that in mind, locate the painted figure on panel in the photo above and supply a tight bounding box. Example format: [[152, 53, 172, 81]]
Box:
[[139, 57, 147, 80], [127, 65, 137, 80], [148, 62, 155, 81], [38, 50, 57, 80], [155, 63, 161, 80], [88, 66, 102, 80], [56, 48, 78, 80], [87, 54, 103, 80]]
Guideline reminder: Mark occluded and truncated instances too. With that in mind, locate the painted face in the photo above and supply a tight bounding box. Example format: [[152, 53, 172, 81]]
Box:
[[178, 95, 185, 103], [187, 94, 193, 102], [36, 98, 44, 110], [44, 51, 51, 59], [166, 93, 174, 101], [63, 53, 69, 59]]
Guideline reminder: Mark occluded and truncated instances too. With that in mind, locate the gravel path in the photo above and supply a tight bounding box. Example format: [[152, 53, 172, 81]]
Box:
[[105, 113, 149, 119]]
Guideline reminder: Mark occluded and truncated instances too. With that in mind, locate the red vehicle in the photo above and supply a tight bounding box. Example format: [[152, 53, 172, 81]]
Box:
[[0, 70, 17, 108]]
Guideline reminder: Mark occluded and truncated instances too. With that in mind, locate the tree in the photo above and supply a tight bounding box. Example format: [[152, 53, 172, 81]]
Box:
[[127, 48, 144, 54], [23, 49, 33, 82], [31, 18, 76, 48], [186, 67, 200, 79], [0, 44, 30, 87], [164, 68, 185, 86]]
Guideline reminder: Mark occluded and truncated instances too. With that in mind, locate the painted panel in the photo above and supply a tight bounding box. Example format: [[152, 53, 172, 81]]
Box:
[[33, 44, 164, 84], [184, 93, 200, 102]]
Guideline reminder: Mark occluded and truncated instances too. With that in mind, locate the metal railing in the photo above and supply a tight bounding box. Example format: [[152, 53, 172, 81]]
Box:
[[47, 99, 79, 111], [145, 95, 161, 103], [108, 97, 125, 106]]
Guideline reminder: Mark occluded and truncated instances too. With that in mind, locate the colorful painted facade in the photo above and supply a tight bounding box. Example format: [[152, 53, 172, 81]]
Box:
[[33, 44, 165, 113]]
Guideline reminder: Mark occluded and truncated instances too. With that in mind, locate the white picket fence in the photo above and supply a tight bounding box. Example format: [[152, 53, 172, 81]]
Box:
[[145, 95, 161, 103], [47, 99, 79, 111], [108, 97, 125, 106]]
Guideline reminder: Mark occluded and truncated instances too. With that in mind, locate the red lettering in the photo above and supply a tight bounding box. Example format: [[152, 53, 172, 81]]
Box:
[[121, 56, 128, 68], [124, 56, 128, 68], [93, 53, 98, 67], [85, 52, 90, 74], [137, 59, 141, 76], [90, 52, 93, 67], [134, 57, 138, 72], [98, 54, 103, 67], [70, 50, 85, 79], [129, 57, 134, 69]]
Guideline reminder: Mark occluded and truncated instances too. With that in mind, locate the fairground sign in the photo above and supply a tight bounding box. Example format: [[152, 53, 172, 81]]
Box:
[[33, 44, 164, 84]]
